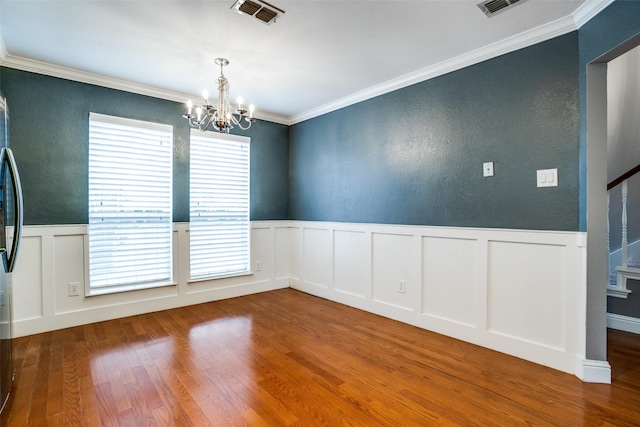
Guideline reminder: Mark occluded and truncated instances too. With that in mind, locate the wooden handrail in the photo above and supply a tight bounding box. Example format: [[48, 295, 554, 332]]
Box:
[[608, 163, 640, 190]]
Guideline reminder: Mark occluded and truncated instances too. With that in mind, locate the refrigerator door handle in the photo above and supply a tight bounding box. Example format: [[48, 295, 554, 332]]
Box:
[[4, 148, 22, 273]]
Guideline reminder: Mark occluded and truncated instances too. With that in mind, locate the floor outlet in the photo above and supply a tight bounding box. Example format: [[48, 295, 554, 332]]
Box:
[[69, 282, 81, 297], [398, 280, 406, 294]]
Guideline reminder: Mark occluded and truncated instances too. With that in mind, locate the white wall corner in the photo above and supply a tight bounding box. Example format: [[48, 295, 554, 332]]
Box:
[[575, 358, 611, 384]]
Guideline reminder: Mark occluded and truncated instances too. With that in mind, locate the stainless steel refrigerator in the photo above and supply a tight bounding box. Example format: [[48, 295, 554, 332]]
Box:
[[0, 94, 24, 416]]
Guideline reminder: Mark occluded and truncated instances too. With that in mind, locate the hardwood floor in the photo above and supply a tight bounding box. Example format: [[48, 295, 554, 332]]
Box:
[[2, 288, 640, 426]]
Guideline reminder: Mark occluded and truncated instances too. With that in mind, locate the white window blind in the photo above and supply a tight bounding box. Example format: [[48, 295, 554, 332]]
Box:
[[190, 130, 250, 280], [88, 113, 173, 294]]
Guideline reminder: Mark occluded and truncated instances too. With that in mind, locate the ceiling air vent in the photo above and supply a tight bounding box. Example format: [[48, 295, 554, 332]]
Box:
[[231, 0, 285, 25], [477, 0, 527, 17]]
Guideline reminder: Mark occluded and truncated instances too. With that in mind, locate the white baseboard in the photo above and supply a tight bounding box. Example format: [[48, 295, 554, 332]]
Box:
[[13, 279, 289, 337], [606, 312, 640, 334], [575, 359, 611, 384]]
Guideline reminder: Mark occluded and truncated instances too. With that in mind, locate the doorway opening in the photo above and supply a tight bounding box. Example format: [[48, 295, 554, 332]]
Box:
[[586, 32, 640, 382]]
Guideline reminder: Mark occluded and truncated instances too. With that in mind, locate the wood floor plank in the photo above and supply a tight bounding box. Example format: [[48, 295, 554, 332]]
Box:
[[5, 289, 640, 425], [78, 375, 101, 426], [62, 329, 83, 426], [4, 364, 35, 426], [93, 381, 121, 427]]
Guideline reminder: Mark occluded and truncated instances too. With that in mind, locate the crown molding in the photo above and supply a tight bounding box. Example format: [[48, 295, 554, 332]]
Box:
[[0, 54, 290, 126], [251, 110, 290, 126], [0, 0, 613, 127], [289, 0, 614, 125], [573, 0, 614, 28], [1, 54, 188, 100]]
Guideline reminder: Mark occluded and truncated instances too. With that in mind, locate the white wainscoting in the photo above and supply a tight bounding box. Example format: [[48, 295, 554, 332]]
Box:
[[11, 221, 290, 337], [11, 220, 604, 381], [289, 221, 593, 379]]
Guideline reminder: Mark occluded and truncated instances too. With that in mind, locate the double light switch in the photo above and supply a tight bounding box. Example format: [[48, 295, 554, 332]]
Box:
[[537, 168, 558, 187]]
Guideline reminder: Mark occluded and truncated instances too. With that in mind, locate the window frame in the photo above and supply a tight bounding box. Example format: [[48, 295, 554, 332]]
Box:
[[188, 130, 251, 282], [86, 113, 174, 296]]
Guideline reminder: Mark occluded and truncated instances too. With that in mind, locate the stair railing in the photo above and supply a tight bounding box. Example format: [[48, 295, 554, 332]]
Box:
[[607, 164, 640, 298]]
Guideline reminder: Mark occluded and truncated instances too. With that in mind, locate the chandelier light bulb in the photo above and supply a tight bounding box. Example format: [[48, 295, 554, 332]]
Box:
[[182, 58, 256, 133]]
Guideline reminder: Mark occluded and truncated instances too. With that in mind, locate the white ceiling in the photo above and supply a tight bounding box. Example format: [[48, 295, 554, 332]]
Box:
[[0, 0, 611, 125]]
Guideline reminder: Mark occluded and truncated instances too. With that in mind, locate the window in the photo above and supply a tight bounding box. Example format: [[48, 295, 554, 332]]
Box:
[[88, 113, 173, 294], [190, 130, 250, 280]]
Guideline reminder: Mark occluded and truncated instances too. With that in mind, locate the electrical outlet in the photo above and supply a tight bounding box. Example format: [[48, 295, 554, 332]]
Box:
[[398, 280, 406, 294], [256, 261, 262, 272], [68, 282, 81, 297]]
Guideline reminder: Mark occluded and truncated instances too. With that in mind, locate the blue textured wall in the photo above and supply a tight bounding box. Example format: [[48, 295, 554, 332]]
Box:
[[289, 33, 580, 230], [244, 117, 290, 220], [0, 68, 289, 225]]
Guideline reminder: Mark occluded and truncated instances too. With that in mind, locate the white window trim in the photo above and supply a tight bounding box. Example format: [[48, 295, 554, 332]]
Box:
[[189, 130, 251, 281], [87, 113, 174, 296]]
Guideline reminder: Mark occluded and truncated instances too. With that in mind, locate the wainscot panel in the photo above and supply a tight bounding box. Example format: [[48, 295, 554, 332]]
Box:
[[334, 230, 369, 298], [288, 221, 590, 379], [487, 240, 567, 350], [423, 236, 478, 328], [11, 220, 603, 381], [372, 232, 416, 311], [274, 227, 290, 281], [302, 227, 332, 289], [12, 233, 44, 321], [289, 227, 302, 281], [11, 222, 290, 337]]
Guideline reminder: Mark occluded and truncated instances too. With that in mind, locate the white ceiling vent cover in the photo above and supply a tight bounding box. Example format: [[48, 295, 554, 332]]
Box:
[[231, 0, 285, 25], [477, 0, 527, 17]]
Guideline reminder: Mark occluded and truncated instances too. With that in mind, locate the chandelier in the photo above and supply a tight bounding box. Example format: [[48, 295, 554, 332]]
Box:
[[183, 58, 255, 133]]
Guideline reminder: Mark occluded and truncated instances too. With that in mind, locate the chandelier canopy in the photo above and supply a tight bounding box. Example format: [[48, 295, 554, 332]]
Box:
[[183, 58, 255, 133]]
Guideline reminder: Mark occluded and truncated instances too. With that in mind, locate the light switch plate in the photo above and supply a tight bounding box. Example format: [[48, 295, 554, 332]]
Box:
[[537, 168, 558, 187], [483, 162, 494, 177]]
